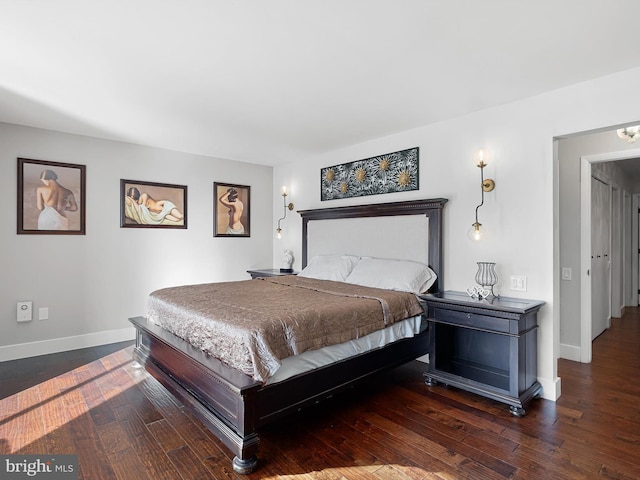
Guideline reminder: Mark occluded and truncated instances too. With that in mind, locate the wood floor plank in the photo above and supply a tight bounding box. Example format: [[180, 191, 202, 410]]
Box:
[[245, 438, 318, 480], [166, 445, 218, 480], [368, 409, 514, 479], [6, 388, 45, 451], [116, 406, 183, 480], [332, 408, 491, 478], [118, 383, 164, 426], [146, 418, 187, 453], [75, 436, 119, 480], [158, 406, 226, 461], [108, 445, 153, 480], [373, 386, 521, 458], [305, 418, 383, 471], [306, 413, 455, 479], [96, 419, 134, 456], [43, 418, 77, 457]]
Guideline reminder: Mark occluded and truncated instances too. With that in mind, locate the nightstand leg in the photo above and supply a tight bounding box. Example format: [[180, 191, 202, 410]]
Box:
[[423, 374, 437, 386], [509, 405, 526, 417]]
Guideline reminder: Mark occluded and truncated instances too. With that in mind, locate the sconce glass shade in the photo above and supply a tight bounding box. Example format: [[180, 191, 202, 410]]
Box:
[[473, 148, 490, 167], [467, 222, 485, 241], [617, 126, 640, 143]]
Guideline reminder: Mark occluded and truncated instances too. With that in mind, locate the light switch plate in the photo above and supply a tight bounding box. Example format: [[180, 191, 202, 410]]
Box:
[[510, 276, 527, 292]]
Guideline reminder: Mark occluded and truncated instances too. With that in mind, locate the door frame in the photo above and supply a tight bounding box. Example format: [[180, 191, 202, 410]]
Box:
[[580, 148, 640, 362], [610, 184, 622, 319]]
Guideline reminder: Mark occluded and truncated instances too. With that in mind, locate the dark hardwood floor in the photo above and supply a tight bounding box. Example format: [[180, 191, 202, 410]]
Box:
[[1, 309, 638, 479]]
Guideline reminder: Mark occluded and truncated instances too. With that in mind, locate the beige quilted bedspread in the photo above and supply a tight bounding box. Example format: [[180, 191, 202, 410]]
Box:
[[147, 275, 423, 382]]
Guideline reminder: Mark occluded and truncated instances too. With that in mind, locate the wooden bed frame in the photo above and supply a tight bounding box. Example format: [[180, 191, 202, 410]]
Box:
[[129, 197, 448, 473]]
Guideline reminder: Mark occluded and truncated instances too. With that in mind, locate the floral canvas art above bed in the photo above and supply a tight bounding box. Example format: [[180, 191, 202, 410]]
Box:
[[320, 147, 419, 201]]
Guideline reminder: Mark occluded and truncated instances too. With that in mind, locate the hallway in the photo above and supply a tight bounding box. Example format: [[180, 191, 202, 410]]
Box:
[[555, 307, 640, 477]]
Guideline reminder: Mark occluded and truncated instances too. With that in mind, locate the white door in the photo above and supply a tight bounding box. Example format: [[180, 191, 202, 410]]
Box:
[[591, 176, 610, 340]]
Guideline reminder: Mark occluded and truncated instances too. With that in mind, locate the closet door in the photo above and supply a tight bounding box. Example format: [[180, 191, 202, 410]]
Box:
[[591, 176, 610, 340]]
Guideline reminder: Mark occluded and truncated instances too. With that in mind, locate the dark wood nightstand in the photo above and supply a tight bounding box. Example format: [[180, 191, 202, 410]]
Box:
[[421, 290, 545, 416], [247, 269, 299, 279]]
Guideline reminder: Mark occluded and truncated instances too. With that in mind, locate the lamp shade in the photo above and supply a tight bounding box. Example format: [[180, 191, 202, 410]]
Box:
[[467, 222, 486, 241], [473, 148, 490, 167], [617, 126, 640, 143]]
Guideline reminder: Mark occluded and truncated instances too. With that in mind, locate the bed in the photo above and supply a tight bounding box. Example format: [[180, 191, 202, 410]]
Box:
[[129, 197, 447, 473]]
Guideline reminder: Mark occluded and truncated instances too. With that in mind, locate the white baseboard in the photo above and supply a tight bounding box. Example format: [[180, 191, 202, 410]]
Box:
[[416, 353, 429, 363], [0, 327, 136, 362], [559, 343, 581, 362], [538, 375, 561, 401]]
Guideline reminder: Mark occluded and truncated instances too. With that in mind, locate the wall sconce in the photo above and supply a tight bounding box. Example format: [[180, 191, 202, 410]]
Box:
[[276, 186, 294, 239], [469, 149, 495, 242], [616, 126, 640, 143]]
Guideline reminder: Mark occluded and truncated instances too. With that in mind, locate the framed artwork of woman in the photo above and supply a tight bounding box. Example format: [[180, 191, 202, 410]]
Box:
[[214, 182, 250, 237], [18, 158, 86, 235], [120, 179, 187, 229]]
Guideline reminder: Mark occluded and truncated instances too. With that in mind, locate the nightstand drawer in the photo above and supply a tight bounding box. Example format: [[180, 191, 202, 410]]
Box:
[[430, 307, 511, 334]]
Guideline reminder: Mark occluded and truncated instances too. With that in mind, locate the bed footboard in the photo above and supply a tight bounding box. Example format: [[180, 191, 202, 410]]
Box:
[[130, 316, 262, 473], [130, 315, 430, 473]]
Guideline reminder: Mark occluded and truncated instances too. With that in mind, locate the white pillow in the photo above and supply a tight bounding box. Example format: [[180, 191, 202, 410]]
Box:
[[298, 255, 360, 282], [344, 257, 436, 293]]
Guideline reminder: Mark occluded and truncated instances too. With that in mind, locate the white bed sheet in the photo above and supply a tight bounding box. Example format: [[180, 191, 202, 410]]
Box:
[[266, 314, 423, 385]]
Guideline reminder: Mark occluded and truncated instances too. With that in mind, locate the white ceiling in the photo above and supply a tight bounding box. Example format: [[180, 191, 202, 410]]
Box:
[[2, 0, 640, 166]]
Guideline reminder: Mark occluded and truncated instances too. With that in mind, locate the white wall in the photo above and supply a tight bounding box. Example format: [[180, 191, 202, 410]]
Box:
[[274, 65, 640, 401], [0, 123, 273, 360]]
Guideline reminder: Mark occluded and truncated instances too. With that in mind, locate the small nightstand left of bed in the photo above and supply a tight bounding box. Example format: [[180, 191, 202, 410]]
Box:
[[247, 268, 299, 279]]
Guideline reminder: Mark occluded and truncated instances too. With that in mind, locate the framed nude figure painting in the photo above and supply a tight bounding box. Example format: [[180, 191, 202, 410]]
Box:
[[214, 182, 250, 237], [120, 179, 187, 229], [17, 158, 86, 235]]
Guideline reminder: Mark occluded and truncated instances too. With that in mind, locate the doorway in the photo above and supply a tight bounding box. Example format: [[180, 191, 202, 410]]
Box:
[[580, 149, 640, 362]]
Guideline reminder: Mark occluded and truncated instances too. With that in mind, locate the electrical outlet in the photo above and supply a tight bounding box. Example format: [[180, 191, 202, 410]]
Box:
[[510, 276, 527, 292], [17, 301, 33, 322]]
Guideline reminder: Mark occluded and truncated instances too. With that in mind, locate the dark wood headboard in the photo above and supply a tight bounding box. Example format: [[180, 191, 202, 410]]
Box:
[[297, 198, 448, 293]]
